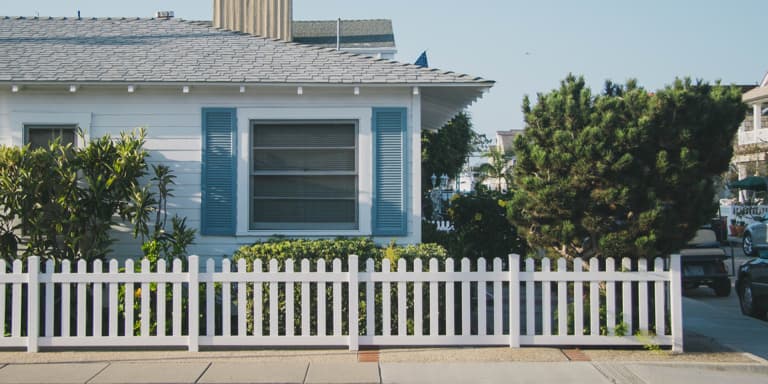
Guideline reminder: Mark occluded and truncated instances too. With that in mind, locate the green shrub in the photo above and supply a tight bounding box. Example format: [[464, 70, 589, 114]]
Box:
[[423, 188, 525, 261], [231, 238, 448, 336], [0, 129, 151, 261]]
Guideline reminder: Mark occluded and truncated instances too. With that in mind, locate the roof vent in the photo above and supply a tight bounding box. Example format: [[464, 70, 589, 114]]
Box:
[[156, 11, 175, 20]]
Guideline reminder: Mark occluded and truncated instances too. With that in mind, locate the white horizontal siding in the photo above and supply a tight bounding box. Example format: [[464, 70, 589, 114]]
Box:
[[0, 87, 420, 258]]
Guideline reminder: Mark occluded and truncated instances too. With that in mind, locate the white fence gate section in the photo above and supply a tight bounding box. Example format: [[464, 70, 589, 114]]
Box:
[[0, 254, 683, 353]]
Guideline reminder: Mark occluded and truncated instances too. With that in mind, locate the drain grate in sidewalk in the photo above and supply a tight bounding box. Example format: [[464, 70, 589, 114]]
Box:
[[561, 348, 591, 361], [358, 348, 380, 363]]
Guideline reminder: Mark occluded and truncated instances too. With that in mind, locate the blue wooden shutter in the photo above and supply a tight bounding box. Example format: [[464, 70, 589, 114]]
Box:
[[372, 108, 407, 236], [201, 108, 237, 235]]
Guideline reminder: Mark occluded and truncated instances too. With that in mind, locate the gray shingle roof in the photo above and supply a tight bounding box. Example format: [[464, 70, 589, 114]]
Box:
[[293, 19, 395, 49], [0, 17, 490, 85]]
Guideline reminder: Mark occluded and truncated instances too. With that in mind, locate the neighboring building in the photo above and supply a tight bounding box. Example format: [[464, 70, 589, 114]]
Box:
[[474, 129, 522, 192], [293, 19, 397, 60], [0, 0, 492, 258], [495, 129, 521, 154], [212, 0, 397, 60], [736, 78, 768, 180]]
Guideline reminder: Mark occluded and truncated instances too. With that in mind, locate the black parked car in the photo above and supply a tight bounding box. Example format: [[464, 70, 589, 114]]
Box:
[[736, 250, 768, 319]]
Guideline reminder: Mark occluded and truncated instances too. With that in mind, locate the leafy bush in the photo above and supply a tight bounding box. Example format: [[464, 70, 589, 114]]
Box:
[[0, 129, 150, 261], [424, 188, 525, 261], [232, 238, 448, 335]]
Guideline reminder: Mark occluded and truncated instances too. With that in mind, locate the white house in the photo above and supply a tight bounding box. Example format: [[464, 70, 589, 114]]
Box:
[[0, 1, 492, 258]]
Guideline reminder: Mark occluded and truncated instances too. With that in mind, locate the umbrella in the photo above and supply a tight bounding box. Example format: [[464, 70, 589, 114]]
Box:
[[729, 176, 768, 191]]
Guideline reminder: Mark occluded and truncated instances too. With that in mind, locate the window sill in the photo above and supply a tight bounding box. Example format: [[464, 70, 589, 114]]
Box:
[[236, 230, 368, 238]]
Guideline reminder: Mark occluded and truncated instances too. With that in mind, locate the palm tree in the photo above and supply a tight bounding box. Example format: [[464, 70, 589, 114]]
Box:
[[477, 147, 513, 192]]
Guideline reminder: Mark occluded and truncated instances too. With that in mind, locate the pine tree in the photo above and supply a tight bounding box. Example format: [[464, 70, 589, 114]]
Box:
[[508, 75, 744, 259]]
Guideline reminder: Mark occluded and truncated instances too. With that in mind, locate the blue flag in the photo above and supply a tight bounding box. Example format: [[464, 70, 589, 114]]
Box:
[[415, 51, 428, 68]]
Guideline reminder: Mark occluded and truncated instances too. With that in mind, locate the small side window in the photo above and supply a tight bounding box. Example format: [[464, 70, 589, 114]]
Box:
[[25, 125, 77, 149]]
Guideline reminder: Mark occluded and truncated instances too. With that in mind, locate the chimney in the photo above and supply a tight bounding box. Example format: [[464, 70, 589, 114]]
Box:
[[213, 0, 293, 41]]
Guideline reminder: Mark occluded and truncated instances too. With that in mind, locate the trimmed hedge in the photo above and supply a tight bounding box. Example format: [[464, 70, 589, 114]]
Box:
[[230, 238, 448, 336], [233, 238, 448, 271]]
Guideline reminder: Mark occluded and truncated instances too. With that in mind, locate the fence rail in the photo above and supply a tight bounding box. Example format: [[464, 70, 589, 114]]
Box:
[[0, 254, 682, 353]]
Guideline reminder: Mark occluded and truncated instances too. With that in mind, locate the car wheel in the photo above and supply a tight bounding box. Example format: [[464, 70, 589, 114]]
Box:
[[714, 279, 731, 297], [739, 278, 766, 319], [743, 233, 756, 257]]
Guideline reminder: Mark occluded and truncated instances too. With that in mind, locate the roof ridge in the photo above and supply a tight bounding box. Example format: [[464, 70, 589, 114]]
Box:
[[295, 18, 392, 23]]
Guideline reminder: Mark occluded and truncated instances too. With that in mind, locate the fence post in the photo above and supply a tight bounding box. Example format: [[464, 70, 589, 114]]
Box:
[[348, 255, 359, 351], [509, 254, 520, 348], [669, 254, 683, 353], [27, 256, 40, 353], [188, 255, 200, 352]]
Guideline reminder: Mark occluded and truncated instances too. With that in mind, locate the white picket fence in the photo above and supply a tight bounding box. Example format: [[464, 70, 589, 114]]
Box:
[[0, 254, 683, 353]]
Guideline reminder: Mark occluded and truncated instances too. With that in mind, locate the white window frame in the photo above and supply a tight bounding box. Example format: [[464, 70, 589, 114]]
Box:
[[10, 112, 91, 148], [249, 119, 359, 230], [236, 107, 372, 237], [24, 124, 78, 148]]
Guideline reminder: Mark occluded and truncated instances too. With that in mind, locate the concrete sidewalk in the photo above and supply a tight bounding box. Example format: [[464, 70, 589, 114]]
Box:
[[0, 348, 766, 384], [0, 359, 767, 384]]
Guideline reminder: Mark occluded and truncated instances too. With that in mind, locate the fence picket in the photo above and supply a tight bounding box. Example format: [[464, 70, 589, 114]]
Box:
[[301, 259, 310, 337], [606, 258, 616, 336], [622, 258, 633, 334], [93, 260, 103, 337], [509, 254, 520, 348], [157, 260, 166, 337], [77, 260, 87, 337], [254, 259, 263, 336], [397, 258, 407, 336], [654, 258, 666, 336], [108, 260, 118, 337], [125, 259, 134, 337], [188, 256, 200, 352], [525, 258, 534, 336], [238, 259, 247, 337], [493, 258, 502, 336], [44, 260, 54, 338], [430, 258, 439, 336], [589, 258, 600, 336], [333, 259, 342, 336], [557, 258, 567, 336], [638, 258, 649, 334], [382, 259, 391, 337], [206, 259, 215, 337], [366, 259, 375, 336], [461, 258, 470, 336], [140, 259, 150, 337], [11, 260, 22, 338], [285, 259, 294, 337], [222, 259, 231, 337], [445, 259, 455, 336], [172, 259, 182, 337], [478, 258, 487, 336], [541, 258, 551, 336], [348, 255, 359, 351], [269, 259, 278, 336], [316, 259, 326, 336], [573, 258, 584, 337], [61, 260, 71, 337], [414, 258, 423, 336], [27, 257, 39, 352]]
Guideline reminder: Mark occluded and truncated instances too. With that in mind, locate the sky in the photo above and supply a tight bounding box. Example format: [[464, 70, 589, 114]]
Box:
[[4, 0, 768, 139]]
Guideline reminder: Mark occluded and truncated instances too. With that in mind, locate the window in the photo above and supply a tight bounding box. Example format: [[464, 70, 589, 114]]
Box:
[[25, 125, 76, 149], [250, 121, 358, 230]]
